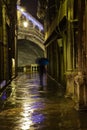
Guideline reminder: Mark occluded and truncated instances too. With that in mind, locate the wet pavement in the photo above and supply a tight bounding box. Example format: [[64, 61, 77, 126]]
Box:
[[0, 72, 87, 130]]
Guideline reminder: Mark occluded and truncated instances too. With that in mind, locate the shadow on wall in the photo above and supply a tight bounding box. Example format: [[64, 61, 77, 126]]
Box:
[[18, 39, 44, 67]]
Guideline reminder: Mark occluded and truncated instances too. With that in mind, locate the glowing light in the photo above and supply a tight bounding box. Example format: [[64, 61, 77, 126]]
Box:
[[23, 21, 28, 27], [17, 5, 44, 31], [20, 7, 25, 12]]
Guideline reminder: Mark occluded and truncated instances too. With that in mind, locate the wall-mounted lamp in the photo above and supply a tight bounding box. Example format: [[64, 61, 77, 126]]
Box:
[[23, 21, 28, 28]]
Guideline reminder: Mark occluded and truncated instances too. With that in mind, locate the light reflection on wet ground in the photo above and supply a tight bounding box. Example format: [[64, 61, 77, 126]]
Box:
[[0, 72, 87, 130]]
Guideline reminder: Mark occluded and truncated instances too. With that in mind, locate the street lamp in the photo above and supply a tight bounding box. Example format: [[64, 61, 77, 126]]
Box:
[[23, 21, 28, 28]]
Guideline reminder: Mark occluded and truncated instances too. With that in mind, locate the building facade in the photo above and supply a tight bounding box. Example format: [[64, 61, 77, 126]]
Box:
[[0, 0, 17, 89], [37, 0, 87, 110]]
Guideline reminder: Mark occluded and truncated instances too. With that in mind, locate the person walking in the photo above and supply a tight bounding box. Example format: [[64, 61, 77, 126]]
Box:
[[39, 64, 46, 90], [37, 57, 48, 90]]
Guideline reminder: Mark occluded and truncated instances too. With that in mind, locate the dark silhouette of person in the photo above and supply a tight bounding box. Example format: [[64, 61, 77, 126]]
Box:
[[38, 64, 46, 90]]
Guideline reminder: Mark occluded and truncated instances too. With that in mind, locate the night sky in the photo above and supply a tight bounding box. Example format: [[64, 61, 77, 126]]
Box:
[[21, 0, 43, 24]]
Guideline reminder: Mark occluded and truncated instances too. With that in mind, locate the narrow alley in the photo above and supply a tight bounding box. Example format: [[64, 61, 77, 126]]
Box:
[[0, 72, 87, 130]]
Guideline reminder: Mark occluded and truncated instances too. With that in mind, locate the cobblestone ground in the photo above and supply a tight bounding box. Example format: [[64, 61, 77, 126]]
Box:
[[0, 72, 87, 130]]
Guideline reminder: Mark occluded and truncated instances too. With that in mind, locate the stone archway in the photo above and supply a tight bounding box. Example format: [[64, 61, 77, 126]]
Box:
[[18, 39, 44, 67]]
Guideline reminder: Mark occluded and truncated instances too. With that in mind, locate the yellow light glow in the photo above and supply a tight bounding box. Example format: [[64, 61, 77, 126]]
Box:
[[20, 8, 25, 12], [23, 21, 28, 28]]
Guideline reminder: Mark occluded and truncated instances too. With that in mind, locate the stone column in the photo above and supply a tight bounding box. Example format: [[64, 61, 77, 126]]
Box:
[[74, 0, 87, 110], [65, 0, 75, 98]]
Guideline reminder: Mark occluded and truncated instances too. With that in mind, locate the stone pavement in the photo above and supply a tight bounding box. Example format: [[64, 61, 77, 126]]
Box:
[[0, 72, 87, 130]]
